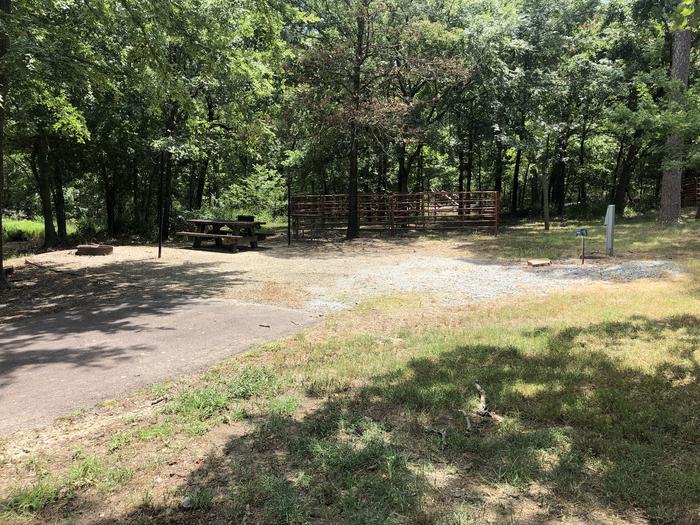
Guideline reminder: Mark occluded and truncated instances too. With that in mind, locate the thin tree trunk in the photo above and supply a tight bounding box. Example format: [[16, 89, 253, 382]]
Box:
[[540, 137, 551, 231], [458, 149, 465, 215], [347, 11, 364, 240], [162, 152, 174, 239], [34, 130, 58, 246], [520, 161, 530, 210], [103, 162, 117, 235], [51, 151, 68, 244], [577, 129, 587, 206], [397, 142, 409, 193], [614, 139, 640, 216], [194, 159, 208, 209], [466, 130, 473, 192], [550, 136, 568, 216], [660, 28, 693, 223], [511, 147, 522, 216], [378, 152, 387, 192], [494, 141, 503, 194], [0, 0, 10, 287]]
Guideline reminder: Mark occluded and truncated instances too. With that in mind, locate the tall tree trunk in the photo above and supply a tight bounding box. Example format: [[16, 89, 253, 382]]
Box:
[[103, 162, 117, 236], [494, 141, 503, 194], [614, 138, 640, 216], [418, 148, 425, 192], [577, 131, 587, 207], [347, 12, 364, 240], [34, 130, 58, 246], [520, 160, 530, 210], [0, 0, 10, 288], [397, 142, 409, 193], [466, 130, 473, 192], [550, 136, 568, 216], [511, 147, 522, 216], [162, 152, 174, 239], [540, 137, 551, 231], [458, 149, 465, 216], [660, 29, 693, 223], [378, 151, 387, 192], [131, 161, 139, 228], [530, 157, 539, 212], [194, 159, 208, 209], [51, 150, 67, 244]]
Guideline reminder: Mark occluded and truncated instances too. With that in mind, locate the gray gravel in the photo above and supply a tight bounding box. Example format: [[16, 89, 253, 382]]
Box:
[[304, 258, 681, 311]]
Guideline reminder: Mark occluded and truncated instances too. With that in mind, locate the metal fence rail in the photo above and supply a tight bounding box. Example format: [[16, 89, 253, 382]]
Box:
[[291, 191, 499, 238]]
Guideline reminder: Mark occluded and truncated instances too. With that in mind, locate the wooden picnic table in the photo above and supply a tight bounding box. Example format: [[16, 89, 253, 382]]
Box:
[[176, 218, 269, 252]]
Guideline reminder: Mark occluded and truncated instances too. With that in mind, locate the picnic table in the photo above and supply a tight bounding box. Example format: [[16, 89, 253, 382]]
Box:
[[176, 218, 270, 252]]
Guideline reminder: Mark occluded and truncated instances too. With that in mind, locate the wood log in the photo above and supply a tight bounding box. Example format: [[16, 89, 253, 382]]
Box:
[[527, 259, 551, 267]]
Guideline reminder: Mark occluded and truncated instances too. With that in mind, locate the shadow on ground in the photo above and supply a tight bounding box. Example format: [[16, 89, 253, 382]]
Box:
[[66, 314, 700, 524], [0, 258, 249, 388]]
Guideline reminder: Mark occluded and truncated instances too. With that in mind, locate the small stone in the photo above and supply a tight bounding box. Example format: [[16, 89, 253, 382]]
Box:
[[181, 496, 193, 509]]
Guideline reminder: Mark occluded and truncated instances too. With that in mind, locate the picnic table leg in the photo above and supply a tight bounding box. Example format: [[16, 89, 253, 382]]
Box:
[[193, 223, 205, 249], [245, 226, 258, 248], [213, 224, 223, 248]]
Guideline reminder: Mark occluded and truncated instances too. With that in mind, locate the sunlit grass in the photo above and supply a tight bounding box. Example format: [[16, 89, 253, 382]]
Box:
[[2, 219, 77, 242], [468, 211, 700, 260]]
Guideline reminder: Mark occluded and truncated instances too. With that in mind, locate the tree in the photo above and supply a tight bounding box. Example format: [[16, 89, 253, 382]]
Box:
[[0, 0, 10, 288], [660, 0, 696, 223]]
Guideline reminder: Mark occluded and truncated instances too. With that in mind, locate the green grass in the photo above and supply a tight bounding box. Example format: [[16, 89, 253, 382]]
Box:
[[2, 219, 79, 242], [0, 453, 133, 517], [471, 212, 700, 260], [214, 261, 700, 523], [2, 219, 47, 242]]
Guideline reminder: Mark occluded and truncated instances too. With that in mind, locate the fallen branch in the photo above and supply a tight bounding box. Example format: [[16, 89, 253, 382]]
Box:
[[475, 382, 491, 417], [25, 260, 83, 277]]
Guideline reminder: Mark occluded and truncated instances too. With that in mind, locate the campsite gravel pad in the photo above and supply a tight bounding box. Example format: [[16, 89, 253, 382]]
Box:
[[304, 259, 681, 311]]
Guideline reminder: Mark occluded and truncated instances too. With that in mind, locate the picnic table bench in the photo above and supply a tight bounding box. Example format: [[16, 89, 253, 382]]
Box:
[[176, 218, 270, 252]]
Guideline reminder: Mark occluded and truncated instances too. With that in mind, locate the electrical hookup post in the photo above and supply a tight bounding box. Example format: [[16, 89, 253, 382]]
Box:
[[604, 204, 615, 257]]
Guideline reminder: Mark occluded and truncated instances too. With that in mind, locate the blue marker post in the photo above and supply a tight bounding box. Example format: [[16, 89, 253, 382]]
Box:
[[576, 228, 588, 264]]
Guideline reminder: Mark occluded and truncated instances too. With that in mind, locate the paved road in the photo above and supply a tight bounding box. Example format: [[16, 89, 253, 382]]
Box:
[[0, 298, 319, 435]]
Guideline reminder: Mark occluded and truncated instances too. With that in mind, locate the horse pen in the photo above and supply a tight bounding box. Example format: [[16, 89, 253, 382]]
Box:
[[289, 191, 500, 239]]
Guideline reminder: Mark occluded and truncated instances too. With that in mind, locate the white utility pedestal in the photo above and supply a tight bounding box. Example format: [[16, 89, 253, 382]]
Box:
[[604, 205, 615, 256]]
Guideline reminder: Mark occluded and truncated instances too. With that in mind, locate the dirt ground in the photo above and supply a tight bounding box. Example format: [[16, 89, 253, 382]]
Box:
[[0, 235, 680, 322]]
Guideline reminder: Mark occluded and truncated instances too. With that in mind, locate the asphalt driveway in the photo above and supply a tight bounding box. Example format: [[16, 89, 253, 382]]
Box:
[[0, 298, 318, 435]]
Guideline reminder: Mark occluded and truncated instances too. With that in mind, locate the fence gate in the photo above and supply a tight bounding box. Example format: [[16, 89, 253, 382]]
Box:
[[291, 191, 499, 238]]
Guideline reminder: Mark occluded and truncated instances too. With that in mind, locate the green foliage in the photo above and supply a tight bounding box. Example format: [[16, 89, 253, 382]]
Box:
[[220, 165, 287, 219], [1, 0, 698, 246]]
